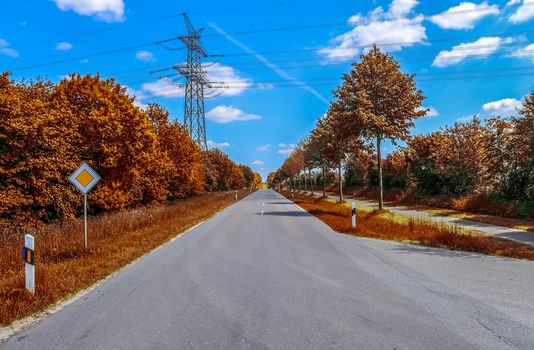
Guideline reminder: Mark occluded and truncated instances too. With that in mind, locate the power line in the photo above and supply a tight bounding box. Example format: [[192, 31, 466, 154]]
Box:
[[106, 37, 533, 80], [8, 21, 534, 73], [9, 41, 160, 72], [10, 0, 317, 48], [134, 70, 534, 101], [114, 62, 534, 90]]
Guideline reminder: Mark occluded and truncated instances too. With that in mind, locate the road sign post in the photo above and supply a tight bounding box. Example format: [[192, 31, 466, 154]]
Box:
[[351, 202, 356, 228], [69, 162, 101, 250], [23, 234, 35, 293]]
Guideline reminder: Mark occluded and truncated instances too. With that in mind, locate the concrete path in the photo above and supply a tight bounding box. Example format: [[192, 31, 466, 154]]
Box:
[[2, 190, 534, 349], [302, 190, 534, 246]]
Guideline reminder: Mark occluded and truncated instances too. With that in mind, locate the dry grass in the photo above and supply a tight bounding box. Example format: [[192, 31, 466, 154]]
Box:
[[321, 186, 534, 233], [0, 190, 252, 326], [282, 191, 534, 261], [412, 208, 534, 232]]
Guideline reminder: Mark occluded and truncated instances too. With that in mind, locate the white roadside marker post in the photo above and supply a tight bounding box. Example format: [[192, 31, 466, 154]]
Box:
[[351, 202, 356, 228], [69, 162, 101, 250], [235, 190, 238, 200], [23, 234, 35, 293]]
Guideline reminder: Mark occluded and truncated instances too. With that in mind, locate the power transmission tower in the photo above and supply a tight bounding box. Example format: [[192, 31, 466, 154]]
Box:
[[153, 14, 225, 150], [176, 13, 210, 151]]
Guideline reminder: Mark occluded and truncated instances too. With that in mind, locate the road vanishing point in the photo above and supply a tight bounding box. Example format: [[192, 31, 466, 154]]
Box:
[[2, 190, 534, 349]]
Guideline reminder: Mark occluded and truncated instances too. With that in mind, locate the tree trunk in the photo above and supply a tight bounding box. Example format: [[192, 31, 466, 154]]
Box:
[[338, 163, 343, 202], [322, 165, 326, 198], [377, 135, 384, 210], [309, 169, 314, 195], [304, 168, 308, 192]]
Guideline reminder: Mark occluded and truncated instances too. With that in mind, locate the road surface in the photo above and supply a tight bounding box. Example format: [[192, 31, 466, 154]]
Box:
[[2, 190, 534, 349], [305, 190, 534, 246]]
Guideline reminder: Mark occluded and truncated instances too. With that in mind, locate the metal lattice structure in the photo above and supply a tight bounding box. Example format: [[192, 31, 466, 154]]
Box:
[[175, 14, 210, 151]]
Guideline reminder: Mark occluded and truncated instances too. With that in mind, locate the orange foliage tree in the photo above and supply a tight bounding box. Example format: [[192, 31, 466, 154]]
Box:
[[1, 72, 247, 229], [146, 103, 204, 199], [54, 74, 174, 211], [204, 149, 245, 191], [0, 73, 79, 226]]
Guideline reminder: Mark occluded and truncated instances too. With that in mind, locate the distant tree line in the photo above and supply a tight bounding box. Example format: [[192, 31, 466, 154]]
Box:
[[268, 46, 534, 218], [0, 73, 261, 227]]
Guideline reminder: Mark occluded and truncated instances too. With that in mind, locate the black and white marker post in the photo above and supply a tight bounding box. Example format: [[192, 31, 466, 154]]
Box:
[[22, 234, 35, 293], [351, 202, 356, 228]]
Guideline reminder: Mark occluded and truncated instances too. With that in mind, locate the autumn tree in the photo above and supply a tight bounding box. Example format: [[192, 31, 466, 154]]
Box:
[[407, 118, 490, 196], [204, 149, 245, 191], [321, 109, 353, 201], [146, 103, 204, 199], [0, 73, 79, 226], [336, 45, 426, 209], [239, 164, 255, 188], [308, 116, 335, 197], [512, 90, 534, 200], [252, 172, 263, 188], [54, 74, 174, 210]]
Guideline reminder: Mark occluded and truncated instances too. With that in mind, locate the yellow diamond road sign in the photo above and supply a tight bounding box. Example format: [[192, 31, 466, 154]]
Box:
[[69, 162, 101, 194]]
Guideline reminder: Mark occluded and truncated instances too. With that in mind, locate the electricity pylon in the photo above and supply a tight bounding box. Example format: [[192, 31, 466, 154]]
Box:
[[176, 13, 210, 151]]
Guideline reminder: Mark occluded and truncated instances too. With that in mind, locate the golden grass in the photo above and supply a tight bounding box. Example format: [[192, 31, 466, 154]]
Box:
[[408, 207, 534, 233], [322, 188, 534, 233], [0, 190, 251, 326], [283, 192, 534, 261]]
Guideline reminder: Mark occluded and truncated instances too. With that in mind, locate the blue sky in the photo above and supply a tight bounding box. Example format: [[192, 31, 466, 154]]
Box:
[[2, 0, 534, 180]]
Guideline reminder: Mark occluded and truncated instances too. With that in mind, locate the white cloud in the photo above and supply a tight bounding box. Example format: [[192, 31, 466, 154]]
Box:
[[135, 50, 155, 61], [418, 106, 439, 116], [319, 0, 426, 61], [482, 98, 522, 116], [0, 39, 19, 58], [204, 62, 251, 96], [125, 86, 147, 109], [52, 0, 125, 22], [207, 140, 230, 149], [55, 41, 73, 51], [429, 2, 499, 30], [142, 78, 184, 98], [432, 36, 510, 67], [509, 43, 534, 62], [457, 115, 476, 122], [277, 144, 296, 154], [142, 62, 251, 99], [388, 0, 419, 17], [256, 144, 271, 151], [206, 105, 262, 124], [252, 160, 265, 165], [509, 0, 534, 23]]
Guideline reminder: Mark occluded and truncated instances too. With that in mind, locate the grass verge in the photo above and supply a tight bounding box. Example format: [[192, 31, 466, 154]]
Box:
[[320, 188, 534, 233], [0, 190, 252, 326], [282, 191, 534, 261]]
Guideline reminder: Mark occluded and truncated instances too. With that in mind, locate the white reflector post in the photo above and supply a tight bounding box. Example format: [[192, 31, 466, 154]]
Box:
[[351, 202, 356, 228], [24, 234, 35, 293]]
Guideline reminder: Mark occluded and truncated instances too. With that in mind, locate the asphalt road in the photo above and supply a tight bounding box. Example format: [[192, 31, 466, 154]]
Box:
[[2, 190, 534, 350]]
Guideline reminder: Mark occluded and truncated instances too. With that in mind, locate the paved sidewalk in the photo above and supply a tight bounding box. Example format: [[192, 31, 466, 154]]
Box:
[[299, 190, 534, 246]]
